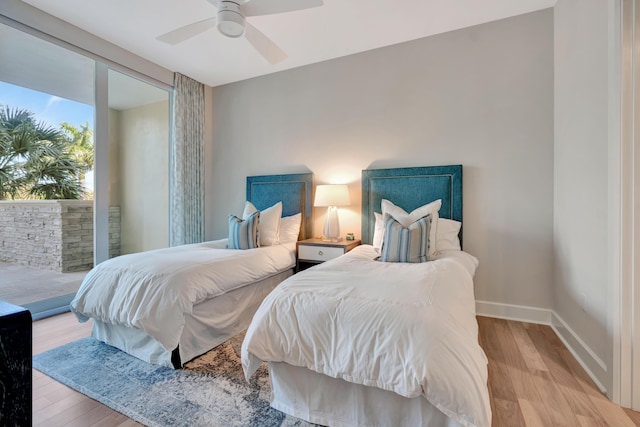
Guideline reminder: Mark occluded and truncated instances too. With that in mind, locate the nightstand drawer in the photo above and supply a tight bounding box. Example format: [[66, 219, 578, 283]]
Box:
[[298, 245, 345, 262]]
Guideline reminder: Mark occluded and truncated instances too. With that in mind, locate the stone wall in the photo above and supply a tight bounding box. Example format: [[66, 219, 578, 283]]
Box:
[[60, 202, 93, 272], [0, 201, 121, 273]]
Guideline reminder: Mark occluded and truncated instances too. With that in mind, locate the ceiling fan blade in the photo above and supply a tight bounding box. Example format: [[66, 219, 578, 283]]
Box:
[[242, 0, 323, 17], [157, 17, 217, 45], [244, 21, 287, 64]]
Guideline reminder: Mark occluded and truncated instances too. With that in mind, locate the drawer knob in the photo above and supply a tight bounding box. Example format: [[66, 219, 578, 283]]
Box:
[[318, 250, 323, 256]]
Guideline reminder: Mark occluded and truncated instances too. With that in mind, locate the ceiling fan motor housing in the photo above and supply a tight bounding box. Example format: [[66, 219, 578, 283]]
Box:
[[217, 1, 245, 38]]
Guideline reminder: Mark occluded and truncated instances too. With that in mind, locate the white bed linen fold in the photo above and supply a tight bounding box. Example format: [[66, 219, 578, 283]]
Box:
[[71, 239, 295, 353], [242, 244, 490, 427]]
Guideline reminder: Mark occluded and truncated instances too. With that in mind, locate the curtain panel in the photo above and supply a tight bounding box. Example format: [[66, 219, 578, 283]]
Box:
[[170, 73, 205, 246]]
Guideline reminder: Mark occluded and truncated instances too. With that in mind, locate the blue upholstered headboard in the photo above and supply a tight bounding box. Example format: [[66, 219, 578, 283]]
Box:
[[361, 165, 463, 245], [246, 173, 314, 240]]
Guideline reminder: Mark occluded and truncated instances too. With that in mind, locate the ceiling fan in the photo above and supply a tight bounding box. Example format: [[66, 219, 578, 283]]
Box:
[[157, 0, 323, 64]]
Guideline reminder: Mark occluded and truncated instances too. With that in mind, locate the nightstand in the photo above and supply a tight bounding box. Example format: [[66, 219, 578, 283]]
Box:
[[296, 238, 361, 272]]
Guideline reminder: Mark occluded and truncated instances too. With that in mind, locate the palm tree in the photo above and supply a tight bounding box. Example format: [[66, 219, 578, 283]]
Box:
[[60, 121, 93, 176], [0, 125, 17, 200], [0, 106, 86, 200]]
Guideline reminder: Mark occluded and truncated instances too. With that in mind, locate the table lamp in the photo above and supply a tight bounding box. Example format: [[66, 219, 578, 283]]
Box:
[[314, 184, 351, 242]]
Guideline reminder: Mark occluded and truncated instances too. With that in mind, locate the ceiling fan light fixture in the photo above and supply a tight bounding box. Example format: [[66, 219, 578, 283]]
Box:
[[217, 2, 245, 38], [157, 0, 323, 64]]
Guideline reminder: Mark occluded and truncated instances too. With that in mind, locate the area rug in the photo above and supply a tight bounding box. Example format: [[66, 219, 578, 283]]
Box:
[[33, 334, 314, 427]]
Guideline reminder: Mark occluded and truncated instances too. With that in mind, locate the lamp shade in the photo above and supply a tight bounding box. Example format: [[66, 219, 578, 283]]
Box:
[[314, 184, 351, 207]]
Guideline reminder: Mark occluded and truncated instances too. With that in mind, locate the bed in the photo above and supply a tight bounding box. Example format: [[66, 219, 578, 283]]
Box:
[[70, 172, 314, 368], [241, 165, 491, 427]]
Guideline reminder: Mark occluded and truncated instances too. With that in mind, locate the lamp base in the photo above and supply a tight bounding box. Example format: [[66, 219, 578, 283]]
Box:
[[322, 206, 341, 242]]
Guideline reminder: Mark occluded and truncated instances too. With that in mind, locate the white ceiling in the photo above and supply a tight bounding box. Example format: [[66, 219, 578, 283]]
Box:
[[20, 0, 556, 88]]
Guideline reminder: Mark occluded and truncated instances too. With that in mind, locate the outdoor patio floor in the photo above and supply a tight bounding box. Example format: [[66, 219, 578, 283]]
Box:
[[0, 262, 88, 307]]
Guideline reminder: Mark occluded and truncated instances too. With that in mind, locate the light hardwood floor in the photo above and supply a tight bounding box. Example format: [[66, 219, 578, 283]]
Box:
[[33, 313, 640, 426]]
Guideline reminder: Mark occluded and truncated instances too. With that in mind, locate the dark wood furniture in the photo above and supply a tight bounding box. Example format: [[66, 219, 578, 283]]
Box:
[[0, 301, 32, 426]]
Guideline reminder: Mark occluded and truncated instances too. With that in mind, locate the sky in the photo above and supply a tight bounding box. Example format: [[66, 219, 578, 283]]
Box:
[[0, 81, 95, 190], [0, 81, 94, 128]]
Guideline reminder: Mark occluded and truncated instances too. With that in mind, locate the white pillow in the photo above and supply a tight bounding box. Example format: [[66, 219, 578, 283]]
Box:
[[243, 201, 282, 246], [436, 218, 461, 252], [381, 199, 441, 258], [372, 212, 384, 250], [279, 213, 302, 244]]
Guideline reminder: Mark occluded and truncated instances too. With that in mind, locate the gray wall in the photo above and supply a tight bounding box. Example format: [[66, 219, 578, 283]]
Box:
[[209, 10, 555, 309], [553, 0, 610, 388]]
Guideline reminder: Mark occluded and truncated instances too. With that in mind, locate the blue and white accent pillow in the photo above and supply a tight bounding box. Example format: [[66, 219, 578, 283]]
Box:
[[228, 211, 260, 250], [379, 213, 432, 263], [381, 199, 441, 259]]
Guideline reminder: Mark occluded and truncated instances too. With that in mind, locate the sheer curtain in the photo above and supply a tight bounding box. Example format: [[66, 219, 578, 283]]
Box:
[[170, 73, 205, 246]]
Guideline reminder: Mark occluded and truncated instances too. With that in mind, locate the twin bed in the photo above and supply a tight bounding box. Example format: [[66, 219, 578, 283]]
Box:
[[70, 173, 313, 368], [242, 165, 491, 427], [70, 166, 491, 426]]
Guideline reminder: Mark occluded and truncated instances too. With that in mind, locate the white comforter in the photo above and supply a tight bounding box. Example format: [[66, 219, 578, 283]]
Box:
[[71, 239, 295, 352], [242, 244, 490, 427]]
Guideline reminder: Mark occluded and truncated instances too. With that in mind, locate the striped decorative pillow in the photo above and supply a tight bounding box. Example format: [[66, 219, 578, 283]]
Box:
[[379, 213, 432, 263], [227, 211, 260, 250], [381, 199, 441, 259]]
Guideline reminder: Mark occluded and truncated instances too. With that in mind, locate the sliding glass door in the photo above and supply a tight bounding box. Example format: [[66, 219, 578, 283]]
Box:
[[0, 21, 172, 318], [0, 22, 96, 317]]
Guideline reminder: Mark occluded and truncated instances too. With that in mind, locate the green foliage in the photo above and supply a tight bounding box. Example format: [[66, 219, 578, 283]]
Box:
[[0, 106, 94, 200]]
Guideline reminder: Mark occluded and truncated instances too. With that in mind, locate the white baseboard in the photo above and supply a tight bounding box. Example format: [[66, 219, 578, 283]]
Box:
[[476, 300, 607, 394], [475, 300, 552, 324], [550, 312, 608, 393]]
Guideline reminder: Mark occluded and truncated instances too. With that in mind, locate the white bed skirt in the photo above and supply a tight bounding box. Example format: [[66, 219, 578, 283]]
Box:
[[92, 269, 293, 367], [269, 362, 466, 427]]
